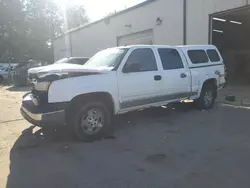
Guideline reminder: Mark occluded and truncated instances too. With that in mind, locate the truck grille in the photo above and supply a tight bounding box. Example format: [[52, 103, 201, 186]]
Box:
[[31, 88, 48, 105], [28, 73, 37, 80]]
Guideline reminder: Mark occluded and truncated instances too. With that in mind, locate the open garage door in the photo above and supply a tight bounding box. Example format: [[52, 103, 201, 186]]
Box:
[[210, 6, 250, 85], [117, 29, 153, 46]]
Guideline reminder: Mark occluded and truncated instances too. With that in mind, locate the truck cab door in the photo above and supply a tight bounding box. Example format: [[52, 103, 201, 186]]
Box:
[[156, 48, 191, 101], [117, 48, 163, 110]]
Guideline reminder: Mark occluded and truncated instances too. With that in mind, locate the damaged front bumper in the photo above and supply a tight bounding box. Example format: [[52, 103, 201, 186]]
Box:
[[21, 94, 68, 128]]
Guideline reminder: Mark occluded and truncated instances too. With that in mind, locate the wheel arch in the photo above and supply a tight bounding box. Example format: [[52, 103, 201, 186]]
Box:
[[198, 77, 218, 97], [203, 78, 217, 88], [65, 92, 116, 125]]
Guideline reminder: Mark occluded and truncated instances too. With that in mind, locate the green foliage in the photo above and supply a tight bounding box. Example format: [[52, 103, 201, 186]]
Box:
[[21, 0, 63, 63], [65, 4, 89, 31], [0, 0, 26, 61], [0, 0, 88, 63]]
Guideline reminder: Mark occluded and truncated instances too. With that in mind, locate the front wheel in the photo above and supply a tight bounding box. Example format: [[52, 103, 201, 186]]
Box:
[[195, 84, 216, 110], [69, 101, 112, 141]]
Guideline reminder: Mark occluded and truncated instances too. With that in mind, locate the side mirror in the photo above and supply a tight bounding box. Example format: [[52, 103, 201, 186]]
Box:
[[123, 62, 140, 73]]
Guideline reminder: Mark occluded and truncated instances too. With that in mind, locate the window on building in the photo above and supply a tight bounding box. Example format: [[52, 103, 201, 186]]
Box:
[[188, 50, 209, 64], [207, 49, 221, 62], [123, 48, 157, 73], [158, 48, 184, 70]]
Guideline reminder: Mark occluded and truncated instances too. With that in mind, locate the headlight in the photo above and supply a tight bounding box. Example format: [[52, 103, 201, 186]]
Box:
[[35, 81, 51, 91]]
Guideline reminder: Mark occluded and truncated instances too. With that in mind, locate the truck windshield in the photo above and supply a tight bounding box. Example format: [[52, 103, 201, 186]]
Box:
[[84, 48, 128, 70]]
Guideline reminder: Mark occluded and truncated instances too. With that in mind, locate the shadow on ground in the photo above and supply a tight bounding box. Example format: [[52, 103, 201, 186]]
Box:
[[114, 102, 195, 129], [6, 86, 31, 92], [9, 102, 243, 188], [5, 102, 199, 188]]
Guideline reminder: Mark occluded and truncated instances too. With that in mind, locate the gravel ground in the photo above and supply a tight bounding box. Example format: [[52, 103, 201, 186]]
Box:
[[1, 86, 250, 188]]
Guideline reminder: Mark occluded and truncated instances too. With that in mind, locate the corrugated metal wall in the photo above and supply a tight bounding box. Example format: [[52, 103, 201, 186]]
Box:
[[54, 0, 183, 60], [53, 34, 71, 61], [117, 29, 153, 45], [53, 0, 249, 61]]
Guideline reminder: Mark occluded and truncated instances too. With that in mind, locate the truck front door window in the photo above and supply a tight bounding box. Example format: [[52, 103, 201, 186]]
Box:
[[123, 48, 157, 73]]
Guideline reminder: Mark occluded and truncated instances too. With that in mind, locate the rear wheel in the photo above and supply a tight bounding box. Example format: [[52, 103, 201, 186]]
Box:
[[68, 100, 112, 141], [195, 83, 216, 109]]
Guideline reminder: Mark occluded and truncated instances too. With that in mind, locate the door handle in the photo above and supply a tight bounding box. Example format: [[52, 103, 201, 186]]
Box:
[[180, 73, 187, 78], [154, 75, 162, 81]]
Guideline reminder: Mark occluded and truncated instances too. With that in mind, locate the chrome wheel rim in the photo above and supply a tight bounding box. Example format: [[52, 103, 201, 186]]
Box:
[[81, 108, 104, 135], [204, 91, 213, 107]]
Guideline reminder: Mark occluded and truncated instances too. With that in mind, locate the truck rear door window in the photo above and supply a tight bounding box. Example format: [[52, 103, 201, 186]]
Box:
[[188, 50, 209, 64], [158, 48, 184, 70], [207, 49, 221, 62]]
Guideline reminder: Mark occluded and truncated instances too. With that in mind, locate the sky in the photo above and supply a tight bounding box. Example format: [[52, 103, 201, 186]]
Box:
[[54, 0, 146, 21]]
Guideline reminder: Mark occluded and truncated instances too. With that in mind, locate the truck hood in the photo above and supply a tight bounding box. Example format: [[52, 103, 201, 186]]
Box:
[[29, 63, 111, 75], [28, 65, 49, 74], [32, 64, 112, 83], [28, 63, 83, 74]]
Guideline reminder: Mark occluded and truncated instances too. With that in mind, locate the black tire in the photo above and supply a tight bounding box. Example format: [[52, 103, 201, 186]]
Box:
[[0, 76, 3, 83], [68, 101, 112, 142], [195, 83, 216, 110]]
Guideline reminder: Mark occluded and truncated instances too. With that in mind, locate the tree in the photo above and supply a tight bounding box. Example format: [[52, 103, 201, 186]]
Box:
[[65, 4, 89, 30], [0, 0, 88, 63], [22, 0, 63, 62], [0, 0, 63, 63], [0, 0, 26, 61]]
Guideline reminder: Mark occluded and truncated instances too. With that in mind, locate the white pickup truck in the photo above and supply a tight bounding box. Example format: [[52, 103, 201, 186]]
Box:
[[21, 45, 225, 141]]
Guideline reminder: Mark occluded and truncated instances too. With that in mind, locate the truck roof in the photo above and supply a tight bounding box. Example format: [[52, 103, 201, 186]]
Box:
[[176, 44, 217, 50], [118, 45, 173, 48], [117, 44, 217, 49]]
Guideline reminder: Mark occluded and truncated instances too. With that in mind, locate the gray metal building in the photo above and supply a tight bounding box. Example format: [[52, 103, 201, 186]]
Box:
[[54, 0, 250, 84]]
